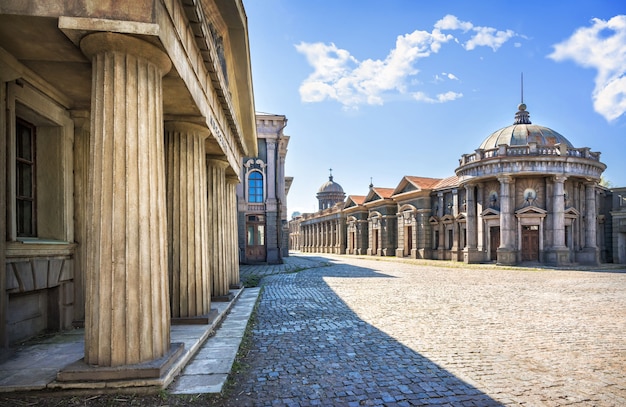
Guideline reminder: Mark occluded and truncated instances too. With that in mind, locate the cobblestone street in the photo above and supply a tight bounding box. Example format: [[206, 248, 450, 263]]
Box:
[[226, 254, 626, 406]]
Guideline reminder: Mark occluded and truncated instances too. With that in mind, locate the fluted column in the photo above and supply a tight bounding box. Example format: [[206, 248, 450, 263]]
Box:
[[81, 32, 171, 366], [226, 175, 241, 287], [165, 122, 211, 319], [207, 158, 230, 298]]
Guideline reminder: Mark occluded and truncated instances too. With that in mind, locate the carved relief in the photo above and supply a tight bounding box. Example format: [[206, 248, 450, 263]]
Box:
[[515, 178, 545, 209]]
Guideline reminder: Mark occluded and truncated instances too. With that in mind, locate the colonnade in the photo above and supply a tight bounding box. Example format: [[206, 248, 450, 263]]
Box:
[[300, 217, 344, 253], [80, 32, 240, 368]]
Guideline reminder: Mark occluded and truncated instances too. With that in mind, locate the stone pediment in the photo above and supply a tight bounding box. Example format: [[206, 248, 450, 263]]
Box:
[[441, 214, 455, 223], [429, 216, 439, 225], [515, 206, 547, 216], [565, 207, 581, 218], [481, 207, 500, 217], [456, 212, 467, 222]]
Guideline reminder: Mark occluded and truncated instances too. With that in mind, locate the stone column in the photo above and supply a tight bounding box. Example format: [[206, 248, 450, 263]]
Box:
[[207, 158, 230, 299], [497, 176, 516, 265], [578, 181, 600, 264], [226, 175, 241, 287], [464, 184, 481, 263], [165, 122, 211, 319], [548, 175, 570, 265], [553, 176, 567, 249], [81, 33, 171, 366], [476, 184, 484, 254], [584, 182, 598, 248]]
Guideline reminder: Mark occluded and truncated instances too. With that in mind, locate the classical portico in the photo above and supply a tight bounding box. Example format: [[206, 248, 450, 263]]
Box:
[[0, 0, 257, 384]]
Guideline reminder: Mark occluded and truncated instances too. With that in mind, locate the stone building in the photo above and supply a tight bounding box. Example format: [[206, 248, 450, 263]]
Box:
[[290, 102, 626, 266], [1, 0, 256, 384], [296, 172, 346, 254], [237, 113, 292, 264]]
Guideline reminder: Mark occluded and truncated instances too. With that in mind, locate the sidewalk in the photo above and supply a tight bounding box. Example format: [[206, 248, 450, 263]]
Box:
[[0, 287, 258, 394]]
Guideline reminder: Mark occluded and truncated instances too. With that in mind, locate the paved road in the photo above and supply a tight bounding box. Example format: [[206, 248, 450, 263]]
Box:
[[224, 254, 626, 406]]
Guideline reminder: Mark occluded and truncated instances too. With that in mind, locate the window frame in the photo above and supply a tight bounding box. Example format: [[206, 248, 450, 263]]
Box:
[[247, 170, 264, 203], [15, 118, 37, 237]]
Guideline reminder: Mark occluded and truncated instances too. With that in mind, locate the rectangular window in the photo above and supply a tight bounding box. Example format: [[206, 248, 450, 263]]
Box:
[[16, 119, 36, 237]]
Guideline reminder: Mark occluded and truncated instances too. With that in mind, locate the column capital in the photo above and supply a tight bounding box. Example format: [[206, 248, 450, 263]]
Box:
[[553, 175, 568, 183], [164, 121, 210, 139], [226, 175, 240, 185], [497, 175, 513, 184], [206, 157, 230, 169], [80, 32, 171, 75]]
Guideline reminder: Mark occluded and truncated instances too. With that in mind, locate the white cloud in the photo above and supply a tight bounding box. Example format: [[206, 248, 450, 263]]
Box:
[[465, 26, 516, 51], [548, 15, 626, 122], [434, 15, 472, 32], [444, 72, 459, 80], [412, 91, 463, 103], [296, 15, 517, 108], [435, 14, 517, 51]]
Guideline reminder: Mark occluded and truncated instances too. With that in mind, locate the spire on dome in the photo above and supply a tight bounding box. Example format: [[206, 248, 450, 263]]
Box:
[[514, 103, 532, 124], [514, 73, 532, 124], [328, 168, 333, 181]]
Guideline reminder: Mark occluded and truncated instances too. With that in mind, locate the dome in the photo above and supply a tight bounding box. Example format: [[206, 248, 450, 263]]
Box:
[[317, 175, 344, 194], [479, 103, 574, 150]]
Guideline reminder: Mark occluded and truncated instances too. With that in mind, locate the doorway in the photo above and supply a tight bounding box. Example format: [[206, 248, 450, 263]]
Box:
[[245, 214, 266, 262], [404, 225, 412, 257], [490, 226, 500, 261], [522, 225, 539, 261]]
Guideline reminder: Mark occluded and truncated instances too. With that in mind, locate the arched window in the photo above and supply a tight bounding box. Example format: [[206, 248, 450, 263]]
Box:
[[248, 171, 264, 203]]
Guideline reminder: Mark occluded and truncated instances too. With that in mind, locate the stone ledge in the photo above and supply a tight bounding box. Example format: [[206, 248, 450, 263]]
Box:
[[171, 310, 218, 325]]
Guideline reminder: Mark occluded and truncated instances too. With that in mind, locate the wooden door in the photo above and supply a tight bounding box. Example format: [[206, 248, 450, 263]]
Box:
[[522, 226, 539, 261], [245, 215, 266, 262]]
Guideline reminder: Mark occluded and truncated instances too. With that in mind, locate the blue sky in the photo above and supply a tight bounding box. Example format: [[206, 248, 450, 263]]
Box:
[[244, 0, 626, 216]]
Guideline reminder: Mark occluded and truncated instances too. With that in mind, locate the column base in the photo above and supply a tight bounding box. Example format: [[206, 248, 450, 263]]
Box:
[[57, 342, 184, 382], [463, 248, 483, 264], [576, 247, 599, 265], [212, 291, 235, 302], [171, 309, 218, 325], [545, 247, 571, 266], [497, 248, 517, 265]]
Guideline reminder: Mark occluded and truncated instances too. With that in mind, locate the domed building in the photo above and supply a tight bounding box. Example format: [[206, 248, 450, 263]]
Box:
[[289, 100, 625, 266], [456, 103, 606, 265], [317, 170, 346, 210]]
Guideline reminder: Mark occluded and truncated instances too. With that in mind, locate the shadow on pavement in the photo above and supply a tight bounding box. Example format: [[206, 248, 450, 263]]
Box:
[[223, 255, 503, 406]]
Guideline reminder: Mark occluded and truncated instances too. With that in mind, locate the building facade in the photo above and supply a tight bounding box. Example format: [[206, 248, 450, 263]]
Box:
[[290, 103, 626, 266], [1, 0, 256, 383], [237, 113, 292, 264]]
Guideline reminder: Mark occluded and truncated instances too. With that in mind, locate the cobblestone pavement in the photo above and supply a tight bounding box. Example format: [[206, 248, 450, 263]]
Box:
[[226, 254, 626, 406]]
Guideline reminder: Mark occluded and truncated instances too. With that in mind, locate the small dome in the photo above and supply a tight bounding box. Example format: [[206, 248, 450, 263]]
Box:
[[479, 104, 574, 150], [318, 176, 344, 194]]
